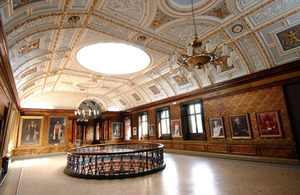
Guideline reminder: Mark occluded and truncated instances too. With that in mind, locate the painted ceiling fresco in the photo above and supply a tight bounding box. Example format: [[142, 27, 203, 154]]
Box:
[[0, 0, 299, 111]]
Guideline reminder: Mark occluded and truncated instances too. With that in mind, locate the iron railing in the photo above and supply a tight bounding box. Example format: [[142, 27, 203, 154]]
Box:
[[64, 143, 166, 179]]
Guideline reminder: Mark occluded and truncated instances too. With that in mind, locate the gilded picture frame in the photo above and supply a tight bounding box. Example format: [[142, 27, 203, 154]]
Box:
[[171, 119, 182, 137], [256, 111, 282, 137], [18, 116, 44, 147], [229, 114, 252, 139], [149, 124, 155, 136], [112, 122, 123, 139], [48, 116, 67, 144], [209, 117, 225, 138]]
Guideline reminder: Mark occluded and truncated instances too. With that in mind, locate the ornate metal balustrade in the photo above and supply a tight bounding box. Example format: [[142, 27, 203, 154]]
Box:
[[64, 143, 166, 179]]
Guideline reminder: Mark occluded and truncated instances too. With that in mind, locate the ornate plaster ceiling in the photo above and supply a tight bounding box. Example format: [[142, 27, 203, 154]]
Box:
[[0, 0, 299, 111]]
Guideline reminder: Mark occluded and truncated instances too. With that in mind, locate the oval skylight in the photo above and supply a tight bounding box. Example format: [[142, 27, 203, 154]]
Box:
[[76, 43, 150, 74]]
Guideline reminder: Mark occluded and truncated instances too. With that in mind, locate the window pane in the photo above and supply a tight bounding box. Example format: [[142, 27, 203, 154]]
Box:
[[161, 111, 165, 118], [196, 114, 203, 133], [158, 121, 162, 137], [166, 110, 169, 118], [166, 119, 170, 134], [161, 119, 167, 134], [188, 115, 197, 133], [195, 103, 201, 114], [188, 105, 195, 114]]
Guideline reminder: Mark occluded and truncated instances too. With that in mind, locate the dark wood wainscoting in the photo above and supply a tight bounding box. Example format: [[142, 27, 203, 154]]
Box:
[[146, 141, 298, 160]]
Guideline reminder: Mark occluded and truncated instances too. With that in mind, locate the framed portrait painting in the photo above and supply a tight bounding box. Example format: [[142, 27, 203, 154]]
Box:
[[171, 119, 182, 137], [209, 117, 225, 138], [112, 122, 123, 139], [18, 116, 44, 147], [48, 117, 66, 144], [149, 124, 155, 136], [229, 114, 252, 139], [256, 111, 282, 137]]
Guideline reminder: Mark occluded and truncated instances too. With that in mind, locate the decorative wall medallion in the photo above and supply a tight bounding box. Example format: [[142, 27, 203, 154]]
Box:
[[67, 16, 81, 24], [137, 36, 147, 42], [21, 67, 37, 79], [119, 99, 127, 106], [132, 93, 141, 101], [204, 1, 230, 19], [276, 24, 300, 51], [212, 56, 234, 72], [232, 24, 244, 34], [18, 39, 39, 56], [13, 0, 44, 10], [173, 74, 189, 86], [149, 85, 161, 95]]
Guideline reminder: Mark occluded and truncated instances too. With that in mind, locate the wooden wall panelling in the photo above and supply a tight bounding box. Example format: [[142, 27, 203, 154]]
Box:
[[229, 145, 258, 156], [206, 144, 228, 154], [258, 146, 297, 159], [185, 143, 206, 152]]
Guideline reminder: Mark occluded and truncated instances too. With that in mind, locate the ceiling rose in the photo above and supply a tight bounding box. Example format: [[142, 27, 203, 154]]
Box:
[[76, 43, 150, 74]]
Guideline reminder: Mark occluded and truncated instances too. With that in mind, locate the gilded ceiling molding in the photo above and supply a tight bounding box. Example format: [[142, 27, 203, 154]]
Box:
[[253, 8, 300, 32], [149, 8, 176, 30], [41, 0, 71, 93], [13, 52, 52, 72], [18, 73, 46, 91], [5, 13, 61, 37], [8, 27, 59, 50], [51, 1, 99, 92], [91, 13, 183, 49], [22, 82, 35, 92], [16, 60, 47, 78], [221, 28, 252, 74], [123, 93, 135, 108], [20, 67, 37, 79], [241, 17, 272, 68], [203, 1, 231, 19], [137, 85, 153, 103], [239, 0, 275, 18], [164, 0, 215, 13], [18, 39, 39, 56]]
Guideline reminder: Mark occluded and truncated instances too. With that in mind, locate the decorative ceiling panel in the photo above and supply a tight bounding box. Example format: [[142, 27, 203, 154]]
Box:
[[0, 0, 299, 111]]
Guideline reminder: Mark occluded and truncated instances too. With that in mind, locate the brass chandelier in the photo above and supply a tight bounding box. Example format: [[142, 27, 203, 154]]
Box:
[[74, 85, 100, 122], [169, 0, 235, 75]]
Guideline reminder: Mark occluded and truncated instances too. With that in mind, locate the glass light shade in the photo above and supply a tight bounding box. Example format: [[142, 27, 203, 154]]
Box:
[[222, 44, 229, 55], [77, 43, 150, 74], [206, 42, 212, 53], [227, 57, 233, 66]]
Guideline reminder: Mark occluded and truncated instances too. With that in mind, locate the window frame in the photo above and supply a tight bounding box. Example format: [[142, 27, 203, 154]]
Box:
[[155, 106, 171, 140], [180, 99, 206, 140], [137, 111, 148, 140]]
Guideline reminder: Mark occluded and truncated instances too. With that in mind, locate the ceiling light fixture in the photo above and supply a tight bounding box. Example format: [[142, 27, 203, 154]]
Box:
[[74, 84, 100, 122], [169, 0, 236, 75]]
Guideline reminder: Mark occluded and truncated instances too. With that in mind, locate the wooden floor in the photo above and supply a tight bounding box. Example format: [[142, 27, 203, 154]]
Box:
[[1, 152, 300, 195]]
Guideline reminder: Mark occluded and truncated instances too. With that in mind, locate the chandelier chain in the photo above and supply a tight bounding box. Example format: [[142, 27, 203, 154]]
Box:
[[191, 0, 197, 40]]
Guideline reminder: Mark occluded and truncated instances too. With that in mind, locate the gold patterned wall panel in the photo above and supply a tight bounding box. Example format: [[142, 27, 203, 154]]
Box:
[[203, 86, 293, 143], [42, 116, 48, 146], [148, 109, 155, 124], [170, 104, 181, 120]]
